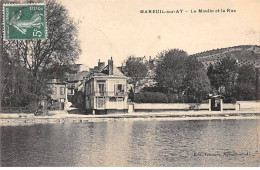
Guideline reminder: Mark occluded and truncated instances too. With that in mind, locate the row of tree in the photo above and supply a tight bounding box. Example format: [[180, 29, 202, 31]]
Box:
[[124, 49, 257, 103], [207, 57, 256, 102]]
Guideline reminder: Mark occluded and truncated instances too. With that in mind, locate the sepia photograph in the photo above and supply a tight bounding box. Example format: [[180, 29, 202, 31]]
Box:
[[0, 0, 260, 167]]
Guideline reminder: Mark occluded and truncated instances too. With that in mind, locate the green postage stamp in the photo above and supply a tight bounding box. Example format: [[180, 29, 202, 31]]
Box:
[[3, 3, 46, 40]]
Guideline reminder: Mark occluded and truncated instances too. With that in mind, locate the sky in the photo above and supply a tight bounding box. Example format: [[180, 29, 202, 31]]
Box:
[[60, 0, 260, 68]]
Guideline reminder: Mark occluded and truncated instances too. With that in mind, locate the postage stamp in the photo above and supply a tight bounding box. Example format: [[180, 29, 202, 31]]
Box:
[[3, 3, 46, 40]]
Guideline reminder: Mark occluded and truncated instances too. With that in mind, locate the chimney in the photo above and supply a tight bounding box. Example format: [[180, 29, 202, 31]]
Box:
[[94, 66, 99, 71], [108, 57, 113, 75], [98, 59, 105, 71]]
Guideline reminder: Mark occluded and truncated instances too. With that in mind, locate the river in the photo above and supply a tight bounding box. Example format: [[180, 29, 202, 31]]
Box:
[[1, 119, 260, 166]]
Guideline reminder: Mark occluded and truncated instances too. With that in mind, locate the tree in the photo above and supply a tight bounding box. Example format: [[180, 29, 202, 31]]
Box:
[[207, 63, 216, 90], [155, 49, 188, 94], [124, 56, 148, 94], [207, 57, 257, 102], [183, 57, 211, 102], [154, 49, 211, 102], [2, 0, 81, 107], [1, 49, 38, 107], [207, 57, 238, 100], [233, 65, 256, 100]]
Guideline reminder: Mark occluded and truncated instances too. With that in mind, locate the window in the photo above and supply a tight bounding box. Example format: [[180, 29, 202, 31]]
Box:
[[68, 89, 74, 95], [98, 83, 105, 93], [97, 97, 105, 109], [109, 97, 116, 102], [90, 82, 93, 94], [115, 84, 124, 95], [60, 87, 65, 95], [53, 87, 57, 95], [85, 84, 89, 94], [117, 97, 124, 102], [117, 84, 123, 92]]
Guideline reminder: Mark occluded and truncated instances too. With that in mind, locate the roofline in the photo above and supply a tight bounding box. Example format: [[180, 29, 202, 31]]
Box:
[[93, 75, 127, 78], [47, 82, 67, 85], [85, 75, 127, 83]]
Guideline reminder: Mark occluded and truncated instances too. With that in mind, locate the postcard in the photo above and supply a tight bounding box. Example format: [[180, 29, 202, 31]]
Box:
[[0, 0, 260, 167]]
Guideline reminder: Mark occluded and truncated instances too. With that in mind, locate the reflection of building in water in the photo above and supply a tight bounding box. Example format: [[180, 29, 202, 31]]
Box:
[[102, 121, 134, 166]]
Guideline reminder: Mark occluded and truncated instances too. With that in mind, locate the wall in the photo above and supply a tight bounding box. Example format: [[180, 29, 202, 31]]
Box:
[[133, 103, 210, 110], [236, 101, 260, 111], [223, 103, 236, 110], [106, 78, 127, 95], [49, 84, 67, 101], [105, 97, 127, 109]]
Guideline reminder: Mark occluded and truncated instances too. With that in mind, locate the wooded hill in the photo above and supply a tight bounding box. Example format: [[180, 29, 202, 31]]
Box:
[[190, 45, 260, 68]]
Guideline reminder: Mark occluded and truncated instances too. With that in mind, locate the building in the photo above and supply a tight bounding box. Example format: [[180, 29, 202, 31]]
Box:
[[67, 71, 89, 102], [85, 58, 128, 114], [66, 64, 89, 102], [74, 82, 85, 110], [47, 79, 68, 110]]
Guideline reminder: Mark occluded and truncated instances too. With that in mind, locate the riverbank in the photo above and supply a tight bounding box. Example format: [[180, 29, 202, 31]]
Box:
[[0, 109, 260, 126]]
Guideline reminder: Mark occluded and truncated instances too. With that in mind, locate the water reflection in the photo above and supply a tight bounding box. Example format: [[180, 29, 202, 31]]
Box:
[[1, 120, 260, 166]]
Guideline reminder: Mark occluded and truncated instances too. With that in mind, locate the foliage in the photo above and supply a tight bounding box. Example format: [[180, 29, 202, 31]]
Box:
[[124, 56, 148, 93], [207, 58, 256, 102], [209, 57, 238, 90], [154, 49, 210, 102], [233, 65, 256, 101], [134, 92, 168, 103], [237, 65, 256, 84], [134, 92, 184, 103], [128, 87, 135, 102], [183, 57, 211, 102], [1, 0, 81, 107], [1, 50, 39, 107], [155, 49, 188, 93]]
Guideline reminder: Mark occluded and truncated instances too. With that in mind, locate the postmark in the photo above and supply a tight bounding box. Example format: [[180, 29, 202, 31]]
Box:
[[3, 3, 46, 40]]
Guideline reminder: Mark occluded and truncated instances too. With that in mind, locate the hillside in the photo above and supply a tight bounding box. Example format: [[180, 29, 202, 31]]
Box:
[[190, 45, 260, 68]]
